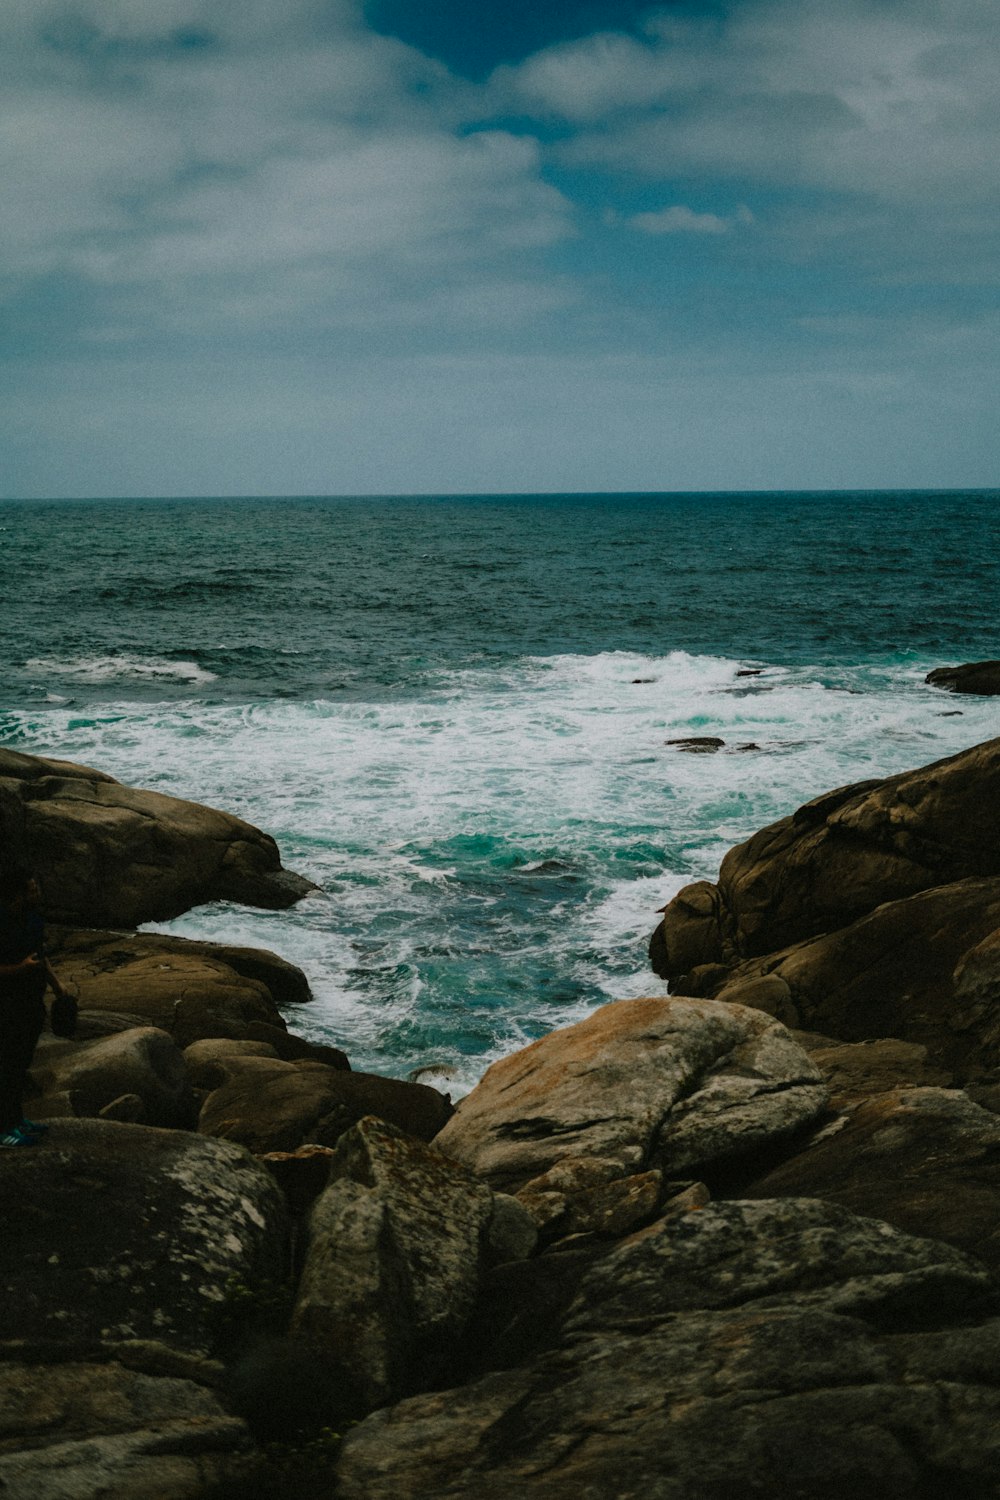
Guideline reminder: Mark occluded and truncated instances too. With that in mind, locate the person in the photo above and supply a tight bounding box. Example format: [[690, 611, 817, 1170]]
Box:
[[0, 864, 71, 1148]]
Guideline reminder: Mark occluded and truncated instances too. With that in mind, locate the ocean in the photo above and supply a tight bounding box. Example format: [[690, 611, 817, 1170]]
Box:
[[2, 490, 998, 1093]]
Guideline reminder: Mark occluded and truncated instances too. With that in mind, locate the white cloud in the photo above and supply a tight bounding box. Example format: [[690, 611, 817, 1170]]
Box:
[[498, 0, 1000, 207], [629, 205, 732, 235]]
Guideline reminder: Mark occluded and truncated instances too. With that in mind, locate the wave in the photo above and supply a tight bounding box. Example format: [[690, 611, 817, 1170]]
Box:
[[25, 655, 217, 686]]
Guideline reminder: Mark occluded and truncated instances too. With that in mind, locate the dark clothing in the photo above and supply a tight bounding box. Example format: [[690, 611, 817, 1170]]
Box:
[[0, 904, 48, 1131], [0, 994, 45, 1130]]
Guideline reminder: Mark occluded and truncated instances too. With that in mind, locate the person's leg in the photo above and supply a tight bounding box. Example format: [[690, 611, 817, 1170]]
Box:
[[0, 1001, 45, 1138]]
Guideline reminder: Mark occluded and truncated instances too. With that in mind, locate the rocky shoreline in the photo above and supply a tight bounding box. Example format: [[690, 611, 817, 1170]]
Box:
[[3, 735, 1000, 1497]]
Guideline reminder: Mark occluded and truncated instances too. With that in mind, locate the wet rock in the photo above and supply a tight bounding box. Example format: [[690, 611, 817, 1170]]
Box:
[[292, 1117, 495, 1410], [434, 996, 826, 1193], [334, 1199, 998, 1500], [745, 1087, 1000, 1272], [664, 736, 725, 752], [0, 747, 317, 926], [926, 660, 1000, 695], [0, 1118, 287, 1355], [29, 1027, 195, 1127], [199, 1056, 452, 1154]]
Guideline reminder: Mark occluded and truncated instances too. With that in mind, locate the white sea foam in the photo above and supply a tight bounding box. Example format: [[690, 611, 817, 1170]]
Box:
[[10, 648, 999, 1088], [26, 655, 217, 686]]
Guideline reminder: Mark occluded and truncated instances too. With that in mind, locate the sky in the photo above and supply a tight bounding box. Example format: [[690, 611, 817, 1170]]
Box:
[[2, 0, 998, 497]]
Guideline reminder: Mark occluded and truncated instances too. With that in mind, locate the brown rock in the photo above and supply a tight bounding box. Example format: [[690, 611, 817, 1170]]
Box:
[[45, 929, 292, 1047], [720, 878, 1000, 1079], [259, 1144, 338, 1215], [745, 1087, 1000, 1273], [650, 736, 1000, 974], [29, 1026, 195, 1128], [199, 1056, 453, 1154], [434, 996, 826, 1193], [0, 747, 317, 926], [801, 1037, 952, 1108]]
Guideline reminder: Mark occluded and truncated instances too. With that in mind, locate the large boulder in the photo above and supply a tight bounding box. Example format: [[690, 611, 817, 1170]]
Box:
[[0, 748, 317, 926], [650, 736, 1000, 974], [334, 1199, 1000, 1500], [199, 1056, 453, 1154], [45, 928, 296, 1047], [434, 996, 827, 1193], [0, 1353, 251, 1499], [0, 1119, 288, 1355], [926, 660, 1000, 695], [714, 878, 1000, 1080], [292, 1117, 495, 1410], [744, 1087, 1000, 1272], [29, 1026, 196, 1127]]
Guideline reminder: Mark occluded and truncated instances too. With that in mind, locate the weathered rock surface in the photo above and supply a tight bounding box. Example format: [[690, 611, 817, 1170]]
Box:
[[0, 1354, 251, 1500], [0, 747, 317, 926], [292, 1117, 495, 1410], [651, 736, 1000, 972], [335, 1198, 1000, 1500], [796, 1035, 952, 1107], [712, 878, 1000, 1079], [926, 659, 1000, 695], [745, 1087, 1000, 1272], [46, 928, 295, 1047], [435, 996, 827, 1193], [199, 1056, 452, 1153], [0, 1119, 287, 1354], [29, 1026, 196, 1127]]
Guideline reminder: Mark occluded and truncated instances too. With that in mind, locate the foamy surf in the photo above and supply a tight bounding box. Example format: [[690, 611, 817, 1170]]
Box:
[[25, 655, 217, 686]]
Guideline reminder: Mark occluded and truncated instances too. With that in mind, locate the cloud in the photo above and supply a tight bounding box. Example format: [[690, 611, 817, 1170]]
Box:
[[0, 0, 574, 347], [628, 204, 752, 235], [497, 0, 1000, 208]]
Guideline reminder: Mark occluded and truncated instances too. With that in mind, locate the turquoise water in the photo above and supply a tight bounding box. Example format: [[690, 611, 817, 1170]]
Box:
[[2, 491, 999, 1090]]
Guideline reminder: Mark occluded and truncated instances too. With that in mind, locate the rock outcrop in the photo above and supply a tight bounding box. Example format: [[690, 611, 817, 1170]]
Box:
[[335, 1199, 1000, 1500], [0, 748, 317, 926], [199, 1055, 452, 1153], [435, 995, 827, 1193], [926, 659, 1000, 694], [292, 1117, 497, 1411], [650, 737, 1000, 1079]]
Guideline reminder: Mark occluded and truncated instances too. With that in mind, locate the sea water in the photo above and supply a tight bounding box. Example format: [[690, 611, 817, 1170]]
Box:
[[2, 491, 998, 1092]]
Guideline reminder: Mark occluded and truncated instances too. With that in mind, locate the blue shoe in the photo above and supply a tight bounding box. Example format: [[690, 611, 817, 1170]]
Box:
[[19, 1118, 49, 1135], [0, 1128, 37, 1149]]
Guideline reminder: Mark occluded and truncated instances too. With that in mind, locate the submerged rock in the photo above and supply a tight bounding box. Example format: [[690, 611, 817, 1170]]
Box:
[[434, 995, 827, 1193], [0, 747, 317, 927]]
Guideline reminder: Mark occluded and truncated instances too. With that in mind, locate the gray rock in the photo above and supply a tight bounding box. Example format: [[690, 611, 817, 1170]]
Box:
[[0, 1356, 251, 1500], [0, 1119, 287, 1355], [30, 1026, 195, 1128], [745, 1086, 1000, 1272], [483, 1194, 538, 1265], [435, 996, 827, 1192], [334, 1199, 999, 1500], [292, 1117, 495, 1409]]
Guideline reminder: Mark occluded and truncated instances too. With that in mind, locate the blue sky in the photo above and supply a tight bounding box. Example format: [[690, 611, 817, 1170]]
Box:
[[2, 0, 997, 496]]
